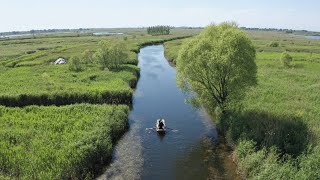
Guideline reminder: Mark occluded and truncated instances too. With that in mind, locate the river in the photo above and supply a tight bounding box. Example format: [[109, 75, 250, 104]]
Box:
[[305, 35, 320, 40], [97, 45, 239, 180]]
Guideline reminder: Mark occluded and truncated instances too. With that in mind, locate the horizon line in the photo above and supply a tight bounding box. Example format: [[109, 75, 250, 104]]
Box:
[[1, 26, 319, 34]]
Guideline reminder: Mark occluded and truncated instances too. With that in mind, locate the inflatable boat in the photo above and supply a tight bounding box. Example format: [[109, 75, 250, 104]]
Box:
[[156, 119, 166, 134]]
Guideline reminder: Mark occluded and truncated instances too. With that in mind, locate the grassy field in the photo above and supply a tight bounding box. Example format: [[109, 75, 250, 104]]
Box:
[[164, 30, 320, 179], [0, 104, 128, 179], [0, 28, 199, 65], [0, 28, 196, 108], [0, 28, 197, 179], [164, 38, 186, 64], [0, 64, 138, 106]]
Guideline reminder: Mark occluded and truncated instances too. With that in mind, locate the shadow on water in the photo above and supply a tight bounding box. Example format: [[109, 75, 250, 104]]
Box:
[[157, 132, 166, 142], [175, 137, 240, 180]]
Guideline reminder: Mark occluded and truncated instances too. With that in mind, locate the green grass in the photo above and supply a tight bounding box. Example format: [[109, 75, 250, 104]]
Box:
[[0, 64, 138, 106], [0, 31, 193, 107], [227, 58, 320, 179], [0, 104, 129, 179], [243, 59, 320, 134], [164, 30, 320, 179], [0, 28, 198, 67], [235, 140, 320, 179], [257, 51, 320, 62], [164, 38, 187, 63]]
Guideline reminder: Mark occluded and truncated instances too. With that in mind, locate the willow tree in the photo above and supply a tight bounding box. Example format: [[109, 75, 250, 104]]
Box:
[[176, 22, 257, 112], [93, 41, 128, 70]]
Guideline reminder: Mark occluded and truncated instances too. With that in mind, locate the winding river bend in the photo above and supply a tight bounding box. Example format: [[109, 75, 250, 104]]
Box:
[[98, 45, 239, 180]]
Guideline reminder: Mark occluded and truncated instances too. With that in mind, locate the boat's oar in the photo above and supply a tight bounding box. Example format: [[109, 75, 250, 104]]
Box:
[[166, 127, 178, 132]]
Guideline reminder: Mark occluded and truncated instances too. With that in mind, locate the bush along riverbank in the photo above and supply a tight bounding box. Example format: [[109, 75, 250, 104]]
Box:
[[166, 24, 320, 179]]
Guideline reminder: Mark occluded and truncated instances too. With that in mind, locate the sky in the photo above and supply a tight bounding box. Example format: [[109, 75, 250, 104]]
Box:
[[1, 0, 319, 32]]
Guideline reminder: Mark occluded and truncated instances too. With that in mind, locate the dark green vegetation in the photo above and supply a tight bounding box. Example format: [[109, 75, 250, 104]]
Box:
[[147, 25, 171, 35], [0, 65, 137, 106], [93, 41, 128, 70], [165, 28, 320, 179], [176, 23, 257, 111], [281, 51, 293, 67], [0, 104, 128, 179], [69, 56, 84, 72], [0, 28, 197, 179]]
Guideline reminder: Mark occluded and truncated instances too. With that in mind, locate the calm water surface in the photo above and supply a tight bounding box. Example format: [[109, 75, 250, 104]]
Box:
[[98, 45, 239, 180], [305, 35, 320, 40]]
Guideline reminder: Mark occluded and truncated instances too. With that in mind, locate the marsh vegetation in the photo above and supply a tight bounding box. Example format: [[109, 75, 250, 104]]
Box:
[[0, 104, 129, 179], [0, 28, 196, 179], [1, 24, 319, 179]]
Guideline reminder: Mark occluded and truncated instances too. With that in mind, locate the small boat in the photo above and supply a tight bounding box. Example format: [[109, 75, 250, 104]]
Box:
[[156, 119, 166, 134]]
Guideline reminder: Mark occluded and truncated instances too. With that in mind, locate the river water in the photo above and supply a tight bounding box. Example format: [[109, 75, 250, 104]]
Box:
[[98, 45, 239, 180], [305, 35, 320, 40]]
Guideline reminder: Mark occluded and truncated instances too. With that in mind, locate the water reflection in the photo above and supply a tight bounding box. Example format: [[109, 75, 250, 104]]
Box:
[[176, 137, 239, 180]]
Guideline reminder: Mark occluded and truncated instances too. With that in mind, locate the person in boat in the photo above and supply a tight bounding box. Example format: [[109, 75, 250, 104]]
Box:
[[158, 119, 164, 129]]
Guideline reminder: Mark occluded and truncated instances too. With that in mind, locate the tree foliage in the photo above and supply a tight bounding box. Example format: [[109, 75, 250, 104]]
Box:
[[93, 41, 128, 70], [81, 49, 94, 64], [281, 51, 293, 67], [69, 55, 83, 72], [147, 25, 170, 35], [176, 22, 257, 111]]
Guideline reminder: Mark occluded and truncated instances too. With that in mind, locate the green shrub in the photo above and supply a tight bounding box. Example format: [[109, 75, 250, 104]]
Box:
[[269, 41, 279, 47], [281, 52, 293, 67], [235, 140, 320, 180], [93, 41, 128, 70], [25, 50, 36, 54], [295, 146, 320, 179], [81, 49, 94, 64], [69, 56, 83, 72]]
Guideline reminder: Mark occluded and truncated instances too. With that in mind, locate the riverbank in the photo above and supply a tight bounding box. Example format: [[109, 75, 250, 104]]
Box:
[[164, 30, 320, 179]]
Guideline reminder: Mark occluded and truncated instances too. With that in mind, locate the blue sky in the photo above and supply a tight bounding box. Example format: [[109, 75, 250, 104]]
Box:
[[1, 0, 319, 32]]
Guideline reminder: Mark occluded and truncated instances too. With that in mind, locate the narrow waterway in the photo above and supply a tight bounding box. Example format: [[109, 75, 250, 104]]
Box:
[[98, 45, 239, 180]]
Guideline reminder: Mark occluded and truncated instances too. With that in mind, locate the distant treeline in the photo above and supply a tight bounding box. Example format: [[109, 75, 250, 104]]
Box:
[[240, 27, 320, 34], [147, 26, 171, 35], [0, 28, 91, 36]]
